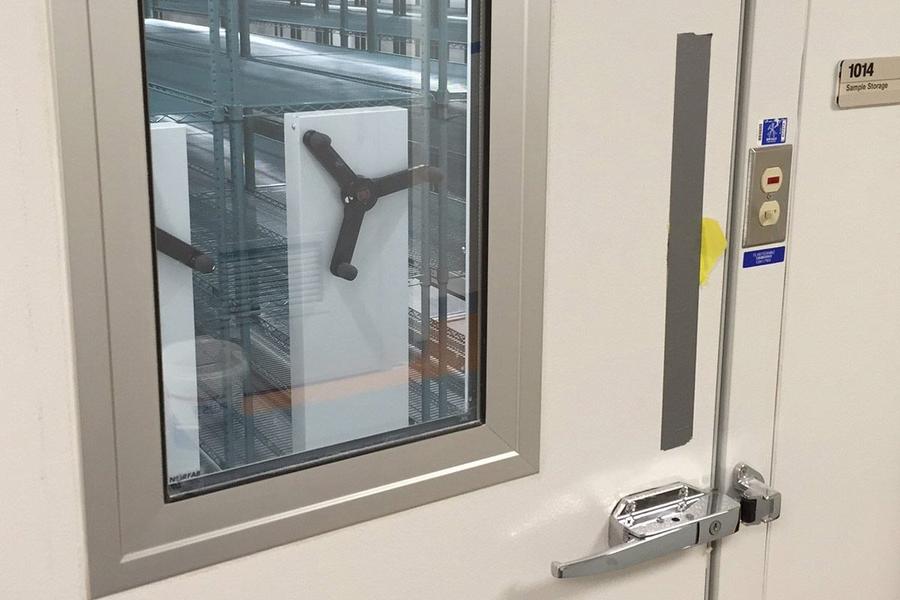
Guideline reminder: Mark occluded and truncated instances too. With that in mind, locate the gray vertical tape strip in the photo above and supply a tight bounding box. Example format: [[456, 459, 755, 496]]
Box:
[[661, 33, 712, 450]]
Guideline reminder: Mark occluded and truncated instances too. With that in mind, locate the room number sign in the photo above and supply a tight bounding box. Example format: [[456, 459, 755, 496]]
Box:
[[836, 56, 900, 108]]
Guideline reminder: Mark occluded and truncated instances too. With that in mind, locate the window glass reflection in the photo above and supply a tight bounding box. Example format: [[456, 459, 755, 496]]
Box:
[[141, 0, 485, 498]]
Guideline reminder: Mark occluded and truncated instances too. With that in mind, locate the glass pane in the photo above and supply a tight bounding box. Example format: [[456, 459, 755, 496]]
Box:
[[140, 0, 486, 498]]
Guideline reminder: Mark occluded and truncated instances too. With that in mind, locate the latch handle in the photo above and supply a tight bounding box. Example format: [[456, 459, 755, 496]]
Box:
[[551, 483, 741, 579], [550, 465, 782, 580], [552, 525, 697, 579]]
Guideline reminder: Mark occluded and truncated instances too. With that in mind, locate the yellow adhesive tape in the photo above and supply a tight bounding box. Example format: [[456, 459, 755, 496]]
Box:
[[699, 217, 727, 286]]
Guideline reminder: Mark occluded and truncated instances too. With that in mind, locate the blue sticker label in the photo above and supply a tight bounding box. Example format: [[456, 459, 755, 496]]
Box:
[[743, 246, 786, 268], [760, 118, 788, 145]]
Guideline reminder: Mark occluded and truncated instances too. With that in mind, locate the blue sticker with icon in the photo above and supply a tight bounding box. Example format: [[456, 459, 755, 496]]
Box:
[[760, 118, 788, 146]]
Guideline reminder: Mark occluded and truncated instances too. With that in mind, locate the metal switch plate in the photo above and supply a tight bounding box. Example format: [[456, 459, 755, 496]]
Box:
[[743, 145, 793, 248]]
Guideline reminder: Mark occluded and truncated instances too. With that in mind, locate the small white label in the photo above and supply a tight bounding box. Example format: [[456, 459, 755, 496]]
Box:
[[836, 57, 900, 108]]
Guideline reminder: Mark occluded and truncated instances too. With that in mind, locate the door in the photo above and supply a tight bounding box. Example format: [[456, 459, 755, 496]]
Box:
[[111, 1, 744, 598]]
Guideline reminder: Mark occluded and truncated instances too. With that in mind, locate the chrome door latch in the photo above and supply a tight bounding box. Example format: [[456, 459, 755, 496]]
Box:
[[551, 464, 781, 579], [733, 463, 781, 525]]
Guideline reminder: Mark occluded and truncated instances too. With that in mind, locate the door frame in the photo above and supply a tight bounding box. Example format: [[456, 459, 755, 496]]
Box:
[[710, 1, 809, 599]]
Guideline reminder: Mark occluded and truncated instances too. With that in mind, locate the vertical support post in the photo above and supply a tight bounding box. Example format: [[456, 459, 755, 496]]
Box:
[[437, 0, 448, 89], [231, 110, 257, 464], [244, 117, 256, 191], [340, 0, 349, 47], [418, 0, 433, 421], [225, 0, 256, 464], [143, 0, 155, 19], [210, 0, 258, 466], [209, 0, 237, 467], [393, 0, 407, 16], [366, 0, 378, 52], [435, 0, 449, 416], [238, 0, 251, 57]]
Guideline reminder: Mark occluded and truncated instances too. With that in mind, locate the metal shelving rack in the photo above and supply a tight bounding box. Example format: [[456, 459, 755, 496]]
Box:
[[143, 0, 473, 474]]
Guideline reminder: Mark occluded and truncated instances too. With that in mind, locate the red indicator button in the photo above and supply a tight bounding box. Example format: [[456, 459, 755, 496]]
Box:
[[761, 167, 784, 193]]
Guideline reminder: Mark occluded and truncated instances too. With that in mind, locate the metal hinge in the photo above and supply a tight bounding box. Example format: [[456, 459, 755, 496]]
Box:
[[551, 463, 782, 579]]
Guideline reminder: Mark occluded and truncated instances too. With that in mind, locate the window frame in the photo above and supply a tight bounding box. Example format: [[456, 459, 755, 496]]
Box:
[[51, 0, 550, 596]]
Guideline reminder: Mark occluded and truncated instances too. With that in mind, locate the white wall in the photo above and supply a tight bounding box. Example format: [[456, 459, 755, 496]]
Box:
[[765, 1, 900, 598], [0, 0, 88, 598]]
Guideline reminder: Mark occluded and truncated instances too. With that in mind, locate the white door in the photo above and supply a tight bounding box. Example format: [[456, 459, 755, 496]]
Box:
[[117, 1, 743, 598], [764, 1, 900, 597]]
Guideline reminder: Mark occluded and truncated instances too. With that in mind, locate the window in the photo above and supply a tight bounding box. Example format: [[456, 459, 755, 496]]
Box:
[[143, 0, 487, 499], [57, 0, 548, 595]]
